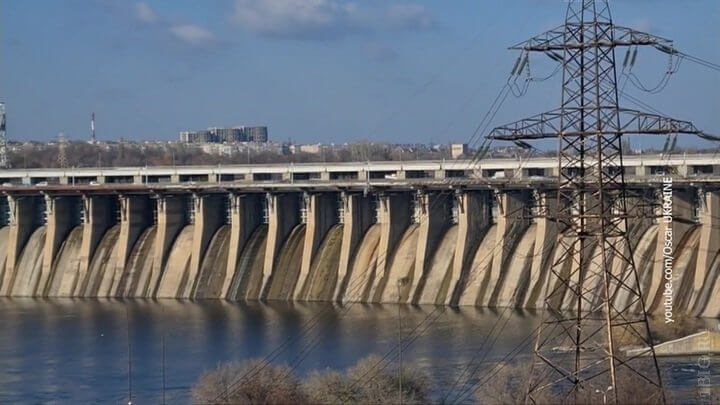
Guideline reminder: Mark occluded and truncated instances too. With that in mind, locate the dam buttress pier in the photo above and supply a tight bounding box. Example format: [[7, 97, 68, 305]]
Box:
[[0, 156, 719, 317]]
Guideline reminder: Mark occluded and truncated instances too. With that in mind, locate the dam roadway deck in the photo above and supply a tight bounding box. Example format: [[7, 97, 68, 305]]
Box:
[[2, 176, 720, 197], [0, 154, 719, 317], [0, 153, 719, 194]]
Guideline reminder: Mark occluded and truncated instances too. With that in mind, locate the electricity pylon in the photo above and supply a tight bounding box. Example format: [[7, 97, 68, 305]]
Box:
[[487, 1, 713, 403], [0, 103, 8, 169], [57, 133, 68, 168]]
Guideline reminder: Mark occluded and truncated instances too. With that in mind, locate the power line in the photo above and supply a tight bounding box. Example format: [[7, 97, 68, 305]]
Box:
[[479, 0, 720, 402], [452, 324, 541, 404], [211, 234, 402, 402], [276, 69, 553, 390], [440, 306, 512, 404], [341, 307, 447, 403], [432, 82, 496, 145], [625, 51, 682, 94], [366, 0, 542, 143], [211, 55, 536, 401], [125, 305, 133, 405], [451, 320, 528, 404], [676, 50, 720, 72], [343, 216, 565, 401], [209, 7, 559, 398], [230, 185, 547, 402]]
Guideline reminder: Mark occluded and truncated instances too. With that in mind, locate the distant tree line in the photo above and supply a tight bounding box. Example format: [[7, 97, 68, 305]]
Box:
[[7, 140, 717, 169], [7, 141, 453, 169]]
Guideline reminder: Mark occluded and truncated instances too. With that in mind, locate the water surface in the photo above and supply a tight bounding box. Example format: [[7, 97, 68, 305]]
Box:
[[0, 299, 716, 403]]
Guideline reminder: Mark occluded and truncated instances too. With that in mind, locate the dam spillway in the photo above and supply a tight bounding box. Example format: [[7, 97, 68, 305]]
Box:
[[0, 157, 719, 318]]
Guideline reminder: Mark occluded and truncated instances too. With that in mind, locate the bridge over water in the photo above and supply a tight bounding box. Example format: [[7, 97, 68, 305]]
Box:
[[0, 154, 719, 318]]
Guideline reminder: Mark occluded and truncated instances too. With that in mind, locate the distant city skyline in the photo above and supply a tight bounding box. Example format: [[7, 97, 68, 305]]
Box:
[[2, 0, 719, 148]]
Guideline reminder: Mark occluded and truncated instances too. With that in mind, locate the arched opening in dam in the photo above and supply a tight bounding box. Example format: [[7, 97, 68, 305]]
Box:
[[297, 224, 344, 302], [0, 187, 716, 318], [228, 224, 268, 300], [114, 225, 156, 297], [7, 226, 46, 297]]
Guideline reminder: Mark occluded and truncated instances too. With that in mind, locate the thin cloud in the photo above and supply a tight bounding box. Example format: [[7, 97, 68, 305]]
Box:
[[230, 0, 361, 39], [130, 2, 217, 48], [135, 2, 157, 24], [385, 4, 436, 31], [365, 43, 400, 62], [169, 24, 216, 46], [229, 0, 436, 40], [631, 17, 658, 34]]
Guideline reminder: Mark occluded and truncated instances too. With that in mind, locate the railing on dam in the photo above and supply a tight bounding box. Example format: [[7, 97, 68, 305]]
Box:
[[1, 154, 719, 191]]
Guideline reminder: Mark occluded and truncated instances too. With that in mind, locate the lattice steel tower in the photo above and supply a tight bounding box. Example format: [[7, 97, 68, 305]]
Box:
[[488, 1, 711, 403], [57, 133, 68, 169], [0, 102, 8, 169]]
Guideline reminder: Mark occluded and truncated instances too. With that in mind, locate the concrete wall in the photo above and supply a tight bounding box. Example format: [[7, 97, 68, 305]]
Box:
[[1, 196, 43, 295], [523, 192, 558, 308], [647, 189, 694, 311], [115, 195, 152, 273], [369, 192, 412, 301], [334, 192, 373, 301], [485, 190, 531, 307], [554, 191, 603, 312], [410, 192, 451, 303], [260, 193, 300, 298], [187, 194, 226, 297], [0, 196, 8, 227], [1, 182, 719, 311], [295, 192, 338, 300], [607, 191, 655, 314], [627, 331, 720, 356], [75, 195, 117, 295], [691, 190, 720, 314], [221, 193, 264, 298], [446, 190, 491, 305], [40, 195, 81, 295], [150, 194, 188, 295]]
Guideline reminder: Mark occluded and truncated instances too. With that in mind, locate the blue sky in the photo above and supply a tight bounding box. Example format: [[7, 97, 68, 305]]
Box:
[[2, 0, 719, 147]]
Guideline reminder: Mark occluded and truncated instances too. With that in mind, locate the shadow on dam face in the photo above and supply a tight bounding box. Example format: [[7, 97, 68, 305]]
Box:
[[0, 188, 718, 318]]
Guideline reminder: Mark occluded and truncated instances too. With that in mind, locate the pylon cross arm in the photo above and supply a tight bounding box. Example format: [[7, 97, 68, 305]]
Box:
[[508, 25, 565, 52], [509, 25, 674, 53], [486, 108, 716, 141], [486, 108, 564, 141], [618, 109, 719, 140], [612, 26, 674, 49]]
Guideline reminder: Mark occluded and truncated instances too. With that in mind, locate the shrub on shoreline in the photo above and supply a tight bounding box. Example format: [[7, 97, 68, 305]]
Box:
[[192, 355, 430, 405], [191, 359, 306, 404]]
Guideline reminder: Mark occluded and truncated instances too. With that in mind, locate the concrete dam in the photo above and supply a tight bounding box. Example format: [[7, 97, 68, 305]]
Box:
[[1, 155, 720, 318]]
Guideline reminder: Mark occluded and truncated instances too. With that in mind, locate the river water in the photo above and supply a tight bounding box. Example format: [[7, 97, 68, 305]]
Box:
[[0, 298, 717, 403]]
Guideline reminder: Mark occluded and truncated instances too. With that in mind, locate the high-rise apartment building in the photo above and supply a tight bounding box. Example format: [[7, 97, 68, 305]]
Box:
[[179, 126, 268, 144]]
